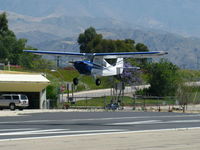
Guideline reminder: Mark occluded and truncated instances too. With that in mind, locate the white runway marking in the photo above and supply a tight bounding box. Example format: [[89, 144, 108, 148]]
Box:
[[109, 120, 161, 125], [0, 129, 124, 136], [108, 119, 200, 125], [0, 128, 38, 132], [0, 129, 68, 136], [0, 127, 200, 142]]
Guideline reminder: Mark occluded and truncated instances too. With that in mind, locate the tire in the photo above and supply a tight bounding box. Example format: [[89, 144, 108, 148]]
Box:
[[73, 78, 79, 85], [96, 78, 101, 86], [9, 103, 15, 111]]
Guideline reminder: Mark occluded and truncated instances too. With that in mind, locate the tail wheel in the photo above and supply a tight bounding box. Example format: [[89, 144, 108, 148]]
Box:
[[9, 103, 15, 111], [96, 78, 101, 86], [73, 78, 79, 85]]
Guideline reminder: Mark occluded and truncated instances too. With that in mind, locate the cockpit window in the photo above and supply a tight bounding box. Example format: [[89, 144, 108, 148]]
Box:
[[94, 58, 107, 67]]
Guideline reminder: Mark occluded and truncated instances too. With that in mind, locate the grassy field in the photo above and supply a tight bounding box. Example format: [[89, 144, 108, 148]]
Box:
[[45, 68, 114, 91], [179, 69, 200, 81]]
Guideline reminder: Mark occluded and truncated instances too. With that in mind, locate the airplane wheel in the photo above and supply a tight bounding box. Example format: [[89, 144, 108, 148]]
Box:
[[96, 79, 101, 86], [73, 78, 79, 85]]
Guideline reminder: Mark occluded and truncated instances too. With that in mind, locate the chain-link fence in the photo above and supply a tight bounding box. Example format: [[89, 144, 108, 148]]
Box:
[[58, 95, 183, 112], [50, 84, 200, 113]]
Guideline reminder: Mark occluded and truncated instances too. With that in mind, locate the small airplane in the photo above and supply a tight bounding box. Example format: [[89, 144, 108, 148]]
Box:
[[24, 50, 168, 86]]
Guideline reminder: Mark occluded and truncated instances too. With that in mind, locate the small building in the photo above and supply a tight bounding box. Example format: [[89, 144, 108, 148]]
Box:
[[0, 71, 50, 109]]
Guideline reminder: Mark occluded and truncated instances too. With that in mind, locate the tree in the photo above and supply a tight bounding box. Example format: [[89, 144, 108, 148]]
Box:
[[0, 12, 54, 69], [46, 85, 58, 108], [78, 27, 102, 53], [135, 43, 149, 52], [78, 27, 139, 53], [0, 12, 24, 64], [145, 59, 180, 96], [120, 62, 143, 85], [0, 12, 12, 36], [135, 43, 149, 65]]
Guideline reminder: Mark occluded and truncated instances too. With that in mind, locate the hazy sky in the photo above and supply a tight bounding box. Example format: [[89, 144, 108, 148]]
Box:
[[1, 0, 199, 37]]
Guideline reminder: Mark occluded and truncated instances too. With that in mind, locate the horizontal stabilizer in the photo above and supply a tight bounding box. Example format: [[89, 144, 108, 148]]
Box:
[[123, 66, 140, 70]]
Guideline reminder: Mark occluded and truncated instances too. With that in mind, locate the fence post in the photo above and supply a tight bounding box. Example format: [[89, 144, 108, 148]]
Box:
[[133, 95, 136, 110], [104, 96, 106, 109], [157, 96, 160, 112], [86, 96, 88, 109]]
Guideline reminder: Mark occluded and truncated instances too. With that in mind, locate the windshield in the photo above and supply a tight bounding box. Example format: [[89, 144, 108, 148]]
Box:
[[21, 95, 28, 100]]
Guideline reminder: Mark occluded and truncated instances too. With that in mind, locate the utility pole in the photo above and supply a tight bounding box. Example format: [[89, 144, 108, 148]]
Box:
[[56, 56, 60, 68]]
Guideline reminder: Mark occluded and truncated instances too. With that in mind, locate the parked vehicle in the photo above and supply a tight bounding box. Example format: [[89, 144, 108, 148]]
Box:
[[106, 103, 119, 110], [0, 94, 29, 110]]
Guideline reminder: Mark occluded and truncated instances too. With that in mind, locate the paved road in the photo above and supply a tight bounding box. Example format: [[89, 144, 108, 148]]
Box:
[[0, 111, 200, 141]]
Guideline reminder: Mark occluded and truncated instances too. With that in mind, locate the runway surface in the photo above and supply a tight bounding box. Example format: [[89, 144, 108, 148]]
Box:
[[0, 111, 200, 141]]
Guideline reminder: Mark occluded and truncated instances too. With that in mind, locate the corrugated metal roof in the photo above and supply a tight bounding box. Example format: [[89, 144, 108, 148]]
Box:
[[0, 74, 50, 83], [0, 72, 50, 92]]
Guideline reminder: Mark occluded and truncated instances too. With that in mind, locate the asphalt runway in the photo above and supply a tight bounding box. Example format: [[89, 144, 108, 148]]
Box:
[[0, 111, 200, 141]]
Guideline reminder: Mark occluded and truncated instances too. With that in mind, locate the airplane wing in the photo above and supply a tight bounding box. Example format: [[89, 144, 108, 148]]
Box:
[[93, 51, 168, 59], [23, 50, 86, 56], [23, 50, 167, 59]]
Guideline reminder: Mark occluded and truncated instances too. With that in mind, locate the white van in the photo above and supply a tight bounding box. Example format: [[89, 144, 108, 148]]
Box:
[[0, 94, 29, 110]]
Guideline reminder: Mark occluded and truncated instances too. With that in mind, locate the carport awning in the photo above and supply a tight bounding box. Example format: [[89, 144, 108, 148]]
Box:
[[0, 73, 50, 92]]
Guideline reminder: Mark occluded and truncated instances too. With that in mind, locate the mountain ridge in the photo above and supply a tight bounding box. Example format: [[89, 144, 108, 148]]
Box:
[[1, 0, 200, 37], [0, 1, 200, 69]]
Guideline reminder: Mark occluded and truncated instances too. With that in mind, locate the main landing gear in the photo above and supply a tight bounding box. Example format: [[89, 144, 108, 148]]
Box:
[[95, 78, 101, 86], [73, 78, 79, 86], [72, 78, 101, 86]]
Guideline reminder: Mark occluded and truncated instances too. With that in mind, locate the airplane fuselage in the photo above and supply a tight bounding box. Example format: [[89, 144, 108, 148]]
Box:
[[73, 60, 122, 77], [73, 60, 103, 76]]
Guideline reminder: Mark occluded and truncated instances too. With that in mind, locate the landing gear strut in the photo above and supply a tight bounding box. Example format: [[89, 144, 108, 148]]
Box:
[[95, 78, 101, 86], [73, 78, 79, 85]]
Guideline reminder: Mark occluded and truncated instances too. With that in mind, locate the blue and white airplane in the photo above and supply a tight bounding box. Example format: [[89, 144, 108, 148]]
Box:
[[24, 50, 167, 86]]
